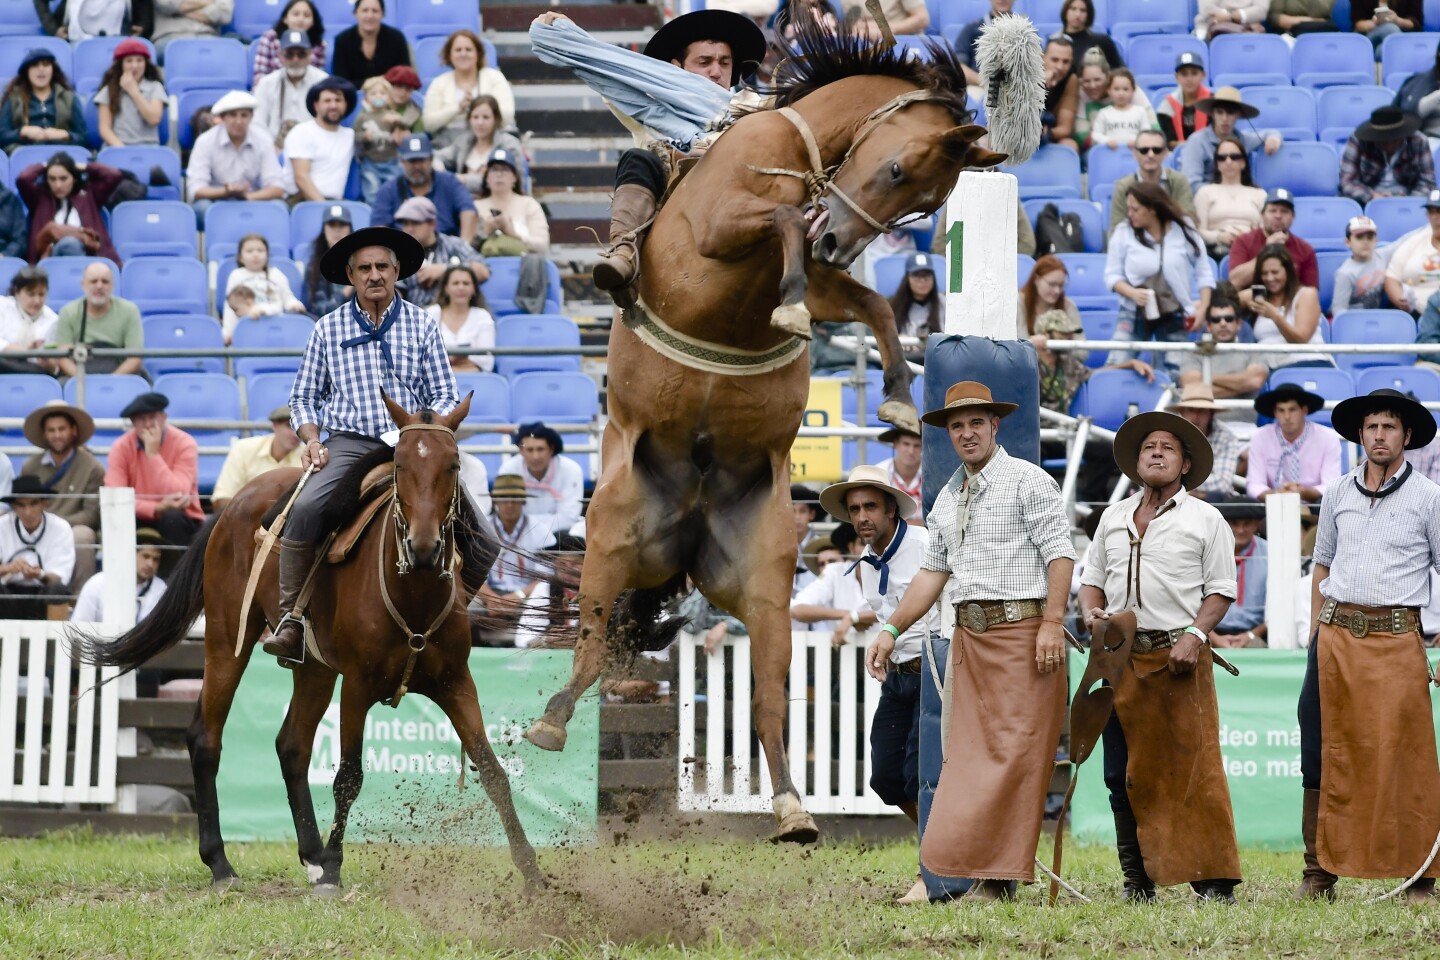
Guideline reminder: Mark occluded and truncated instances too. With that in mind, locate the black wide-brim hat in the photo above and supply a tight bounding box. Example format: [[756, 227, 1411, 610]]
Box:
[[1330, 388, 1437, 450], [305, 76, 357, 118], [1254, 382, 1325, 418], [319, 226, 425, 286], [1355, 106, 1422, 143], [643, 10, 766, 88]]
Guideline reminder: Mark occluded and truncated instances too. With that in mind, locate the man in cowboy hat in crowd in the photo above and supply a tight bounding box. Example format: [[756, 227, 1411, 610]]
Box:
[[497, 422, 584, 534], [1340, 107, 1436, 205], [530, 8, 767, 305], [1179, 86, 1282, 194], [870, 425, 924, 524], [1167, 381, 1245, 500], [820, 464, 937, 904], [1079, 410, 1241, 902], [1177, 297, 1270, 418], [0, 475, 74, 620], [282, 76, 358, 204], [478, 474, 556, 639], [21, 399, 102, 589], [264, 225, 460, 665], [104, 392, 204, 549], [1298, 388, 1440, 901], [875, 381, 1075, 901], [70, 527, 168, 624], [1211, 498, 1270, 648], [210, 405, 305, 512], [1246, 382, 1343, 503], [1227, 188, 1321, 290]]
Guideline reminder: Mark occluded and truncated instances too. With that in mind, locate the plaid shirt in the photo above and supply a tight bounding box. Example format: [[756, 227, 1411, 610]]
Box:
[[1339, 133, 1437, 204], [922, 446, 1076, 601], [291, 294, 458, 439], [251, 30, 329, 83], [1196, 421, 1244, 499], [1314, 462, 1440, 608]]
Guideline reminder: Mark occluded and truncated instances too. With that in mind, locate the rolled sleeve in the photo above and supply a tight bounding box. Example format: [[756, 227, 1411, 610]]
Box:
[[1079, 520, 1112, 590], [921, 494, 952, 572], [1022, 472, 1077, 565], [1200, 513, 1238, 600]]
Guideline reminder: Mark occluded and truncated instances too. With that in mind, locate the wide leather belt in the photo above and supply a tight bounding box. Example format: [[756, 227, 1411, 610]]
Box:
[[1133, 627, 1187, 653], [955, 598, 1045, 634], [1318, 599, 1418, 639], [892, 658, 923, 674]]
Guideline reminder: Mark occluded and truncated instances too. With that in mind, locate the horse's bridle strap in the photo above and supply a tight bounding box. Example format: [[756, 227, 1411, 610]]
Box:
[[379, 505, 457, 709]]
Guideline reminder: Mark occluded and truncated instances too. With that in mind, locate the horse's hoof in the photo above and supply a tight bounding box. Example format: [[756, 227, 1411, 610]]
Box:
[[769, 810, 820, 844], [770, 302, 813, 339], [311, 883, 343, 899], [878, 399, 921, 437], [524, 719, 568, 752], [211, 875, 239, 893], [523, 874, 550, 897]]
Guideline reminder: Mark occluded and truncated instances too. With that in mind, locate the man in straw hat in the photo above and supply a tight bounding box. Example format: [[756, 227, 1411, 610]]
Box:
[[1078, 409, 1241, 902], [1166, 381, 1245, 500], [478, 474, 555, 636], [21, 398, 102, 589], [1246, 382, 1342, 503], [210, 405, 305, 512], [1297, 388, 1440, 902], [264, 225, 460, 665], [1179, 86, 1281, 194], [875, 381, 1075, 901], [1340, 106, 1435, 205]]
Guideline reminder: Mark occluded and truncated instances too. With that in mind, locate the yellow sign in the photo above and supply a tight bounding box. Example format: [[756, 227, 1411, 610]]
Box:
[[790, 378, 843, 483]]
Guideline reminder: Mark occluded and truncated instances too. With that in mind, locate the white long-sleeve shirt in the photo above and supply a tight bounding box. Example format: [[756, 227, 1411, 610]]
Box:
[[793, 556, 870, 637], [856, 522, 939, 664], [497, 454, 584, 532], [0, 511, 73, 586]]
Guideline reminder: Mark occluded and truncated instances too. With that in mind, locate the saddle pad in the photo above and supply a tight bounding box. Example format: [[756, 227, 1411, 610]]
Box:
[[326, 487, 393, 564]]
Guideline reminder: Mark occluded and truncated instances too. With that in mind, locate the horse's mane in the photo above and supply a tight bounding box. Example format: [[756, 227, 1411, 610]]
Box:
[[759, 17, 973, 126]]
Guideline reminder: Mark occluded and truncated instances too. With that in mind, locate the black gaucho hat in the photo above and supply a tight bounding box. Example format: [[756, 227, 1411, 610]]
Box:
[[1331, 388, 1437, 450], [642, 10, 766, 87], [513, 422, 564, 455], [319, 226, 425, 286], [120, 392, 169, 419]]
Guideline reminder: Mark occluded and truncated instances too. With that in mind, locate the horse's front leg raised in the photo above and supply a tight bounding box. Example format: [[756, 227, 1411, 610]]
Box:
[[808, 270, 920, 435], [769, 204, 814, 340]]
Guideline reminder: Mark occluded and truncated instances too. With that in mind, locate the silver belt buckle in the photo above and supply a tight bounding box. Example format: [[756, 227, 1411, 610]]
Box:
[[1132, 634, 1152, 654], [1348, 612, 1369, 639], [1392, 609, 1410, 634], [1003, 600, 1020, 623], [961, 602, 988, 634], [1320, 598, 1338, 626]]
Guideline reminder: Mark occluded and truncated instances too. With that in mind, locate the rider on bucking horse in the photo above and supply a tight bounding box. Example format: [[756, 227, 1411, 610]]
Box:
[[530, 9, 768, 307]]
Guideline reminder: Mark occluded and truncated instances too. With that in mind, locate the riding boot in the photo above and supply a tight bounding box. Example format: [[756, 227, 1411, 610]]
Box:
[[592, 183, 657, 306], [1114, 807, 1156, 902], [1295, 788, 1337, 901], [261, 538, 317, 665]]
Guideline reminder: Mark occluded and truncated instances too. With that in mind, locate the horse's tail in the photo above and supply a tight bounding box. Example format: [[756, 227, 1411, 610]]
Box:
[[69, 513, 221, 674]]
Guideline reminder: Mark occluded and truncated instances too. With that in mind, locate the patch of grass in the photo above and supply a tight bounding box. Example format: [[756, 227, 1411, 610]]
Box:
[[4, 830, 1440, 958]]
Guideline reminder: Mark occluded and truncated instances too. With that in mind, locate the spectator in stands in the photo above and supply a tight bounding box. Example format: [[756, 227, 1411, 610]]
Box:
[[1018, 253, 1081, 337], [423, 30, 517, 154], [1074, 53, 1111, 152], [331, 0, 411, 90], [221, 234, 306, 341], [1108, 129, 1195, 231], [1033, 308, 1091, 416], [870, 424, 923, 523], [1178, 297, 1269, 414], [1240, 243, 1330, 369], [1416, 289, 1440, 345], [17, 154, 123, 263], [1196, 0, 1269, 36], [21, 400, 101, 589], [791, 534, 869, 643], [1056, 0, 1122, 74], [498, 422, 584, 534], [1352, 0, 1418, 55], [478, 474, 553, 628], [0, 48, 88, 153], [1395, 44, 1440, 145], [1340, 107, 1436, 205], [426, 263, 494, 373], [282, 78, 357, 204], [0, 267, 59, 375], [71, 527, 167, 623], [779, 0, 840, 39], [789, 483, 823, 619], [94, 39, 166, 148], [953, 0, 1013, 87], [1384, 188, 1440, 315], [0, 476, 74, 619], [1246, 383, 1342, 501], [151, 0, 232, 54], [476, 148, 549, 256], [434, 95, 523, 201], [54, 262, 142, 378], [394, 196, 487, 309], [1167, 382, 1246, 500], [1155, 53, 1210, 148], [1267, 0, 1339, 34], [1195, 135, 1266, 260], [251, 0, 328, 82], [1041, 37, 1080, 152], [1211, 499, 1268, 646], [355, 70, 423, 205], [34, 0, 152, 41], [1334, 215, 1389, 313], [1087, 68, 1158, 151], [887, 252, 942, 358], [1104, 181, 1214, 375], [843, 0, 928, 42], [1227, 189, 1320, 289], [186, 91, 286, 223], [210, 405, 303, 511], [300, 203, 353, 317], [253, 29, 328, 149], [0, 181, 24, 260], [189, 102, 217, 140], [105, 392, 203, 546], [1179, 87, 1281, 194], [373, 134, 480, 245]]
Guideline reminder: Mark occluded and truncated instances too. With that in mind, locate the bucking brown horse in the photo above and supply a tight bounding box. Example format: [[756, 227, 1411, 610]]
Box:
[[524, 30, 1006, 841]]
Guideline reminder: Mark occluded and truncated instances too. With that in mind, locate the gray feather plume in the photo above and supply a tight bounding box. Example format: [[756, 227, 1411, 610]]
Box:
[[975, 15, 1045, 165]]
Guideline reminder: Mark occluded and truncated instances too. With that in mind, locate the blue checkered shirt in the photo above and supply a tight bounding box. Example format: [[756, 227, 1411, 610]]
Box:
[[290, 294, 458, 439], [1314, 461, 1440, 609]]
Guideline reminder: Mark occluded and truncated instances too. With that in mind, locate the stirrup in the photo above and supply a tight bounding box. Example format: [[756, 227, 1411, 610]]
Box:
[[263, 614, 307, 667]]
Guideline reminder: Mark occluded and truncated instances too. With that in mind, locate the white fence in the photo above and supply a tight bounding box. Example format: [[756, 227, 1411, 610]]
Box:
[[676, 631, 891, 815]]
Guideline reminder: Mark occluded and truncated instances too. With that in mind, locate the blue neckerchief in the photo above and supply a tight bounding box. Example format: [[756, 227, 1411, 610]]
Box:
[[847, 519, 907, 595], [340, 295, 401, 369]]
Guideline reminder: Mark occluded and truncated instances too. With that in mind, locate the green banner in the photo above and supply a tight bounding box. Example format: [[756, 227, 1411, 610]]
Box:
[[1069, 649, 1440, 851], [216, 649, 597, 845]]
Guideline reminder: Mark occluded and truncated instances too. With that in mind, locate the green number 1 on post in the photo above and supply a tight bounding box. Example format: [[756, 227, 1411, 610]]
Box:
[[947, 220, 963, 294]]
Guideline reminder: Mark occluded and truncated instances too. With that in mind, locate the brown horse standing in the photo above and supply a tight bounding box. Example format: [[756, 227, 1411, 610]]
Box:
[[524, 34, 1005, 840], [74, 396, 545, 895]]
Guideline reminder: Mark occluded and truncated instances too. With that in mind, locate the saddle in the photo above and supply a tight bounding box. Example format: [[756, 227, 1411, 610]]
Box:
[[250, 462, 394, 564]]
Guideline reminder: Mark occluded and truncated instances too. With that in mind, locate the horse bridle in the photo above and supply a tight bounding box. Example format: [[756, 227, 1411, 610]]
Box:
[[746, 88, 946, 233]]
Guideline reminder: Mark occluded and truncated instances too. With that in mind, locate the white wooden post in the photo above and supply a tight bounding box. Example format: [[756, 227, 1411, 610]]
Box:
[[100, 487, 139, 813], [1264, 491, 1302, 650], [944, 170, 1020, 338]]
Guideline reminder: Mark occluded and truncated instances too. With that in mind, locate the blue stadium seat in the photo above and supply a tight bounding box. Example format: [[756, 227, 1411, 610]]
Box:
[[153, 372, 241, 493], [1086, 147, 1138, 194], [96, 146, 181, 203], [936, 0, 991, 27], [1428, 0, 1440, 29], [142, 315, 225, 378], [1291, 197, 1363, 252], [0, 258, 23, 293], [0, 37, 71, 85], [1018, 253, 1036, 286], [1330, 309, 1418, 369], [1109, 0, 1189, 43], [1251, 142, 1338, 197], [1267, 367, 1355, 407], [162, 38, 247, 95], [0, 3, 41, 35], [480, 257, 562, 315], [111, 201, 199, 259], [1317, 85, 1397, 147], [510, 371, 599, 424], [203, 200, 291, 263], [1365, 196, 1427, 241], [1381, 33, 1439, 89], [835, 368, 886, 427], [1056, 253, 1113, 310], [1070, 368, 1170, 430], [1091, 181, 1115, 220], [397, 0, 482, 39], [1004, 144, 1082, 200], [290, 200, 371, 262], [453, 371, 511, 424], [1210, 34, 1291, 88], [232, 0, 287, 39], [1080, 310, 1118, 367], [65, 373, 150, 447], [1245, 86, 1317, 143], [37, 256, 119, 312], [119, 258, 209, 316], [910, 372, 924, 412], [1356, 365, 1440, 400], [7, 144, 90, 190], [0, 375, 62, 443], [1126, 35, 1206, 89], [245, 372, 296, 422], [494, 315, 581, 378], [1023, 199, 1106, 253], [871, 253, 910, 296], [1291, 34, 1375, 90], [1315, 250, 1349, 313], [215, 257, 304, 310], [176, 88, 232, 150], [231, 315, 315, 381], [73, 36, 158, 89]]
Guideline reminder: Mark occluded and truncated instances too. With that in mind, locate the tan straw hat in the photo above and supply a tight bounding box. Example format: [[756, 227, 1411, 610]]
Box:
[[819, 465, 918, 524], [1194, 86, 1260, 120], [1112, 411, 1213, 491], [800, 536, 837, 577], [1166, 381, 1223, 412], [23, 399, 95, 449], [919, 381, 1018, 429]]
